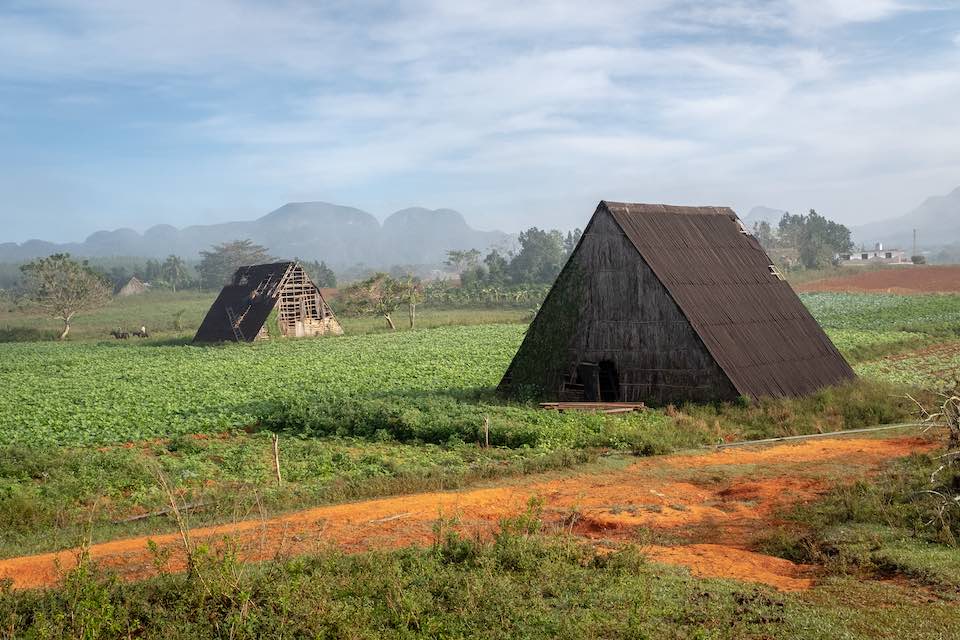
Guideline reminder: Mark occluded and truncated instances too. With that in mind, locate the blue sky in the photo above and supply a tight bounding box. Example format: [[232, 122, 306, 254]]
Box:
[[1, 0, 959, 242]]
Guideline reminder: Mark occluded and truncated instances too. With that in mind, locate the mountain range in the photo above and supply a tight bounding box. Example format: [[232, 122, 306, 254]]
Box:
[[4, 188, 958, 267], [0, 203, 513, 268], [850, 186, 960, 251]]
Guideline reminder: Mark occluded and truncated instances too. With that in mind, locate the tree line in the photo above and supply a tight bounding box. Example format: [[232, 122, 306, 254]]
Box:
[[9, 226, 583, 339], [91, 241, 338, 292], [750, 209, 853, 269], [445, 227, 582, 287]]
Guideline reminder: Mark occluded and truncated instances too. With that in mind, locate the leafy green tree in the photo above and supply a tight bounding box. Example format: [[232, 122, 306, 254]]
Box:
[[797, 209, 853, 269], [509, 227, 566, 283], [144, 259, 162, 282], [445, 249, 482, 275], [339, 272, 404, 330], [777, 212, 804, 250], [314, 261, 337, 288], [564, 229, 583, 255], [198, 240, 271, 289], [751, 221, 776, 249], [398, 274, 425, 328], [772, 210, 852, 269], [459, 264, 487, 288], [105, 265, 129, 288], [160, 255, 188, 292], [19, 254, 112, 340], [483, 250, 510, 285]]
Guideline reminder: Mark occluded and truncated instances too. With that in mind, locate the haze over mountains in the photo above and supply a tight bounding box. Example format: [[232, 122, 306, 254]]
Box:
[[3, 187, 958, 267], [0, 203, 513, 268], [850, 186, 960, 251], [741, 206, 787, 228], [744, 187, 960, 252]]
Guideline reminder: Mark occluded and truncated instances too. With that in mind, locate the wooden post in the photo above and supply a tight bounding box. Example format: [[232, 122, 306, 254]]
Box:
[[273, 433, 282, 485]]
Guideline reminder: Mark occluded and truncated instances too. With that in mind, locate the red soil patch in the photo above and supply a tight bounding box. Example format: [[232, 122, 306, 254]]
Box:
[[880, 341, 960, 363], [661, 437, 930, 468], [646, 545, 814, 591], [0, 435, 936, 593], [795, 265, 960, 294]]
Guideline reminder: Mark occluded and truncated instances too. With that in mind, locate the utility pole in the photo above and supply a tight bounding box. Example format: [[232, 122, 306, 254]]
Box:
[[913, 228, 918, 260]]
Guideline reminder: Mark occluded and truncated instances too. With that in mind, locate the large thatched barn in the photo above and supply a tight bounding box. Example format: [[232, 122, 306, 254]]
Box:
[[194, 261, 342, 343], [498, 202, 855, 404]]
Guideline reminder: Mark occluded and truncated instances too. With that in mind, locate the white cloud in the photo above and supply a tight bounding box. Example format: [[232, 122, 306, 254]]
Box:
[[1, 0, 958, 235], [787, 0, 907, 27]]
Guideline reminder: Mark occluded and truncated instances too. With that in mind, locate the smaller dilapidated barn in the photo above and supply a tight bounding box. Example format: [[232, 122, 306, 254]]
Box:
[[116, 276, 149, 297], [194, 261, 342, 343], [498, 201, 855, 405]]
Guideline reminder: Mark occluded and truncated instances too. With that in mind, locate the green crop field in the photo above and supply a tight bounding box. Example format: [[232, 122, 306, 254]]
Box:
[[798, 292, 960, 390], [0, 290, 950, 557], [0, 292, 957, 451], [800, 292, 960, 335], [0, 289, 958, 637]]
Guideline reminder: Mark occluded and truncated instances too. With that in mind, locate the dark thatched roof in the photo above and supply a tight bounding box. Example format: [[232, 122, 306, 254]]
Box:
[[193, 262, 295, 343], [601, 201, 855, 398]]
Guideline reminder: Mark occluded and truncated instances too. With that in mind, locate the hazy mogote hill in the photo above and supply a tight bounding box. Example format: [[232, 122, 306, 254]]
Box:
[[0, 202, 512, 267], [851, 186, 960, 250]]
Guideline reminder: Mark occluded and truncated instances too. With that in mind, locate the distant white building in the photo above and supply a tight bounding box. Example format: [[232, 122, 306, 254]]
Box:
[[837, 242, 909, 265]]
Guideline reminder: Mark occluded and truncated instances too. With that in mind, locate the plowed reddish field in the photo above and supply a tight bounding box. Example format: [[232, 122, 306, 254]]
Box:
[[796, 265, 960, 293]]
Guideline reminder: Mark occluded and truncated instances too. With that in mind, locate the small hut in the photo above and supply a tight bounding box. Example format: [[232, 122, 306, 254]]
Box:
[[194, 261, 343, 343], [498, 202, 855, 404], [116, 276, 149, 297]]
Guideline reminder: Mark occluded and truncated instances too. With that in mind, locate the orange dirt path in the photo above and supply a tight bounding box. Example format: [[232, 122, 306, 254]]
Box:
[[795, 265, 960, 294], [0, 435, 935, 593]]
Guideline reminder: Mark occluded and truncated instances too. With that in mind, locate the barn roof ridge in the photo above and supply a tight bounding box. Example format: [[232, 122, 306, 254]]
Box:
[[601, 201, 738, 218]]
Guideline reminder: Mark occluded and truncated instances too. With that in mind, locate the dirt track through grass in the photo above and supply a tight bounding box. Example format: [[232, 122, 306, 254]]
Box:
[[0, 434, 936, 593]]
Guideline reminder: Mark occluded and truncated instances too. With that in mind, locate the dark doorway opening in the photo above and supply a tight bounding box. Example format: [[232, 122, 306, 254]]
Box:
[[598, 360, 620, 401], [576, 360, 620, 402]]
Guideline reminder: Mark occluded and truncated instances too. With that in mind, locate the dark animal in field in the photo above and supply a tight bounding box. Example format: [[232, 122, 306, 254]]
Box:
[[133, 329, 150, 338], [110, 330, 130, 339]]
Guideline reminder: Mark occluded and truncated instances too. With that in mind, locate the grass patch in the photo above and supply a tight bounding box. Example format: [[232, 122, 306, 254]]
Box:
[[0, 290, 529, 343], [761, 452, 960, 588], [1, 528, 957, 639], [825, 328, 933, 363], [0, 380, 921, 559], [667, 380, 924, 443], [0, 436, 600, 559]]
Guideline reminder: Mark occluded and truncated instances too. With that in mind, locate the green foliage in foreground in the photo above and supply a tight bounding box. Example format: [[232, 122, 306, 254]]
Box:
[[0, 436, 601, 558], [671, 380, 924, 441], [0, 380, 917, 559], [764, 452, 960, 590], [1, 529, 957, 639]]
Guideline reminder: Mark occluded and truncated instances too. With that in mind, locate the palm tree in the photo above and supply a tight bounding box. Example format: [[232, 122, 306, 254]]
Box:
[[161, 255, 188, 292]]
